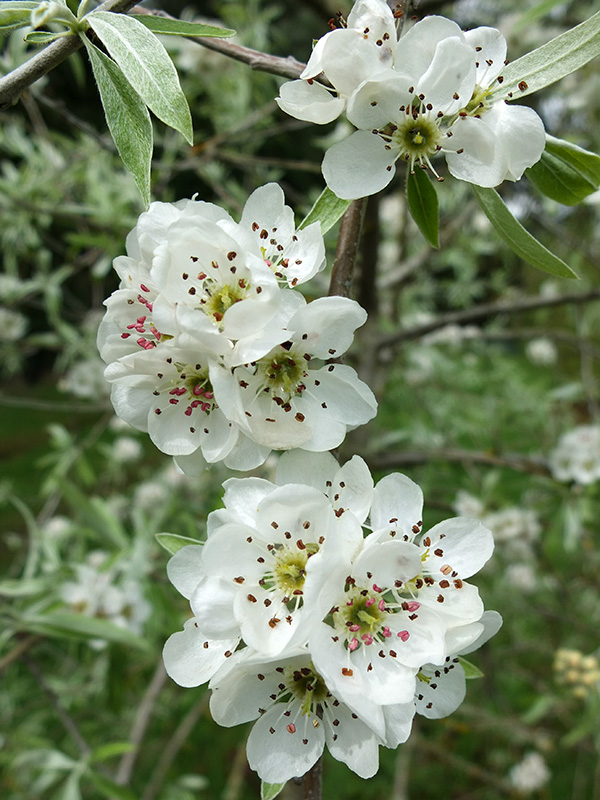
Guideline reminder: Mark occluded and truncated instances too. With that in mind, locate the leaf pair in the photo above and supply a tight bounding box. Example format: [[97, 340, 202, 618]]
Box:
[[80, 12, 235, 205]]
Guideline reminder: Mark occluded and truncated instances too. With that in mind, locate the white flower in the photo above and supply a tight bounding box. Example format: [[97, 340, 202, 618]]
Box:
[[504, 563, 537, 593], [549, 425, 600, 485], [112, 435, 143, 464], [0, 308, 28, 341], [525, 337, 557, 365], [276, 0, 396, 125], [508, 752, 551, 794], [215, 296, 377, 452], [209, 650, 389, 782]]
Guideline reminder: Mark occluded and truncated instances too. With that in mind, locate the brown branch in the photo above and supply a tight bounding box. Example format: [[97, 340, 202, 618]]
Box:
[[368, 448, 552, 477], [377, 288, 600, 349], [0, 0, 140, 110], [116, 660, 168, 786], [132, 7, 306, 81], [328, 199, 366, 299], [303, 758, 323, 800]]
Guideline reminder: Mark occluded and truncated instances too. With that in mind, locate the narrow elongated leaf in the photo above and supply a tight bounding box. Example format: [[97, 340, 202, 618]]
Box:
[[24, 30, 69, 44], [546, 135, 600, 184], [491, 11, 600, 100], [87, 10, 193, 144], [24, 612, 151, 649], [131, 15, 235, 38], [156, 532, 202, 555], [459, 657, 484, 680], [0, 2, 38, 34], [82, 37, 152, 205], [471, 185, 578, 279], [261, 782, 287, 800], [299, 186, 351, 234], [406, 168, 439, 248], [527, 151, 595, 205], [90, 742, 135, 763]]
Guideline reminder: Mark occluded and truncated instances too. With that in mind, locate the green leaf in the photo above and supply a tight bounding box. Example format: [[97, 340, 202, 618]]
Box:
[[130, 15, 235, 39], [406, 168, 439, 247], [81, 37, 152, 206], [23, 612, 151, 650], [527, 150, 596, 206], [546, 135, 600, 183], [471, 185, 578, 279], [261, 782, 287, 800], [87, 10, 193, 144], [490, 11, 600, 100], [299, 186, 351, 234], [155, 532, 202, 555], [90, 742, 135, 764], [458, 657, 484, 680], [24, 30, 68, 43], [513, 0, 569, 30], [0, 578, 49, 597], [0, 2, 38, 34]]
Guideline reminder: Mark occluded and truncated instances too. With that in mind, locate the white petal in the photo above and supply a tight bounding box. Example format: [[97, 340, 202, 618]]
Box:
[[247, 705, 324, 782], [220, 477, 275, 524], [415, 659, 466, 718], [353, 539, 421, 587], [275, 450, 339, 491], [370, 472, 424, 535], [346, 72, 412, 130], [424, 516, 494, 578], [347, 0, 396, 41], [492, 103, 546, 180], [287, 296, 367, 359], [445, 115, 504, 186], [464, 26, 507, 87], [395, 16, 466, 82], [325, 704, 381, 779], [417, 36, 476, 114], [318, 29, 388, 96], [222, 434, 270, 471], [162, 618, 237, 687], [459, 609, 502, 656], [167, 544, 205, 599], [209, 655, 283, 726], [276, 79, 345, 124], [322, 130, 397, 200], [383, 703, 415, 748], [333, 455, 374, 524]]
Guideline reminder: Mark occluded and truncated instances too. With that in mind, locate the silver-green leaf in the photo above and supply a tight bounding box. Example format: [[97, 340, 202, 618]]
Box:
[[131, 15, 235, 39], [87, 10, 193, 144], [471, 185, 578, 279], [155, 532, 203, 555], [24, 612, 151, 649], [526, 136, 600, 205], [299, 186, 351, 234], [0, 1, 39, 34], [491, 11, 600, 100], [82, 36, 152, 206]]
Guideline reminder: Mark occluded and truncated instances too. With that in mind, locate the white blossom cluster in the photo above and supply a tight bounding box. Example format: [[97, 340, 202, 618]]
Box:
[[549, 425, 600, 485], [276, 0, 546, 198], [163, 451, 500, 782], [97, 183, 377, 473]]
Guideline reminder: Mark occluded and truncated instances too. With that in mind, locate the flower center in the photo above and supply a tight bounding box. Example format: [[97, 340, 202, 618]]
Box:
[[273, 550, 309, 594], [334, 585, 393, 650], [201, 279, 248, 325], [392, 112, 442, 165], [283, 664, 330, 716], [169, 364, 217, 415], [256, 344, 309, 403]]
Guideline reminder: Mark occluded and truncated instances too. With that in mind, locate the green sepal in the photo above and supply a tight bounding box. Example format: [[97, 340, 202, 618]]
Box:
[[471, 184, 578, 279], [155, 532, 203, 555], [459, 656, 484, 680], [300, 186, 352, 234], [130, 15, 235, 39], [406, 167, 439, 248], [261, 782, 287, 800]]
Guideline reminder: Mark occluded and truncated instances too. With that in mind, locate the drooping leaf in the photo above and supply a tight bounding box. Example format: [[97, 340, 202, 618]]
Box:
[[491, 11, 600, 100], [471, 185, 578, 279], [87, 10, 193, 144], [299, 186, 351, 234], [406, 168, 439, 248], [261, 782, 287, 800], [23, 612, 151, 650], [527, 150, 596, 205], [155, 532, 202, 555], [82, 37, 152, 206], [546, 135, 600, 184], [459, 657, 484, 680], [131, 15, 235, 39]]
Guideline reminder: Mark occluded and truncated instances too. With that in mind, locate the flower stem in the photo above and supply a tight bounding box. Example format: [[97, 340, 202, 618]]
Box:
[[303, 757, 322, 800]]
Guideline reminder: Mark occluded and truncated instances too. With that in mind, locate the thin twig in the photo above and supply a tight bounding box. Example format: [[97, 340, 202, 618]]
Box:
[[0, 634, 41, 675], [328, 199, 366, 299], [24, 652, 91, 758], [303, 758, 322, 800], [377, 288, 600, 349], [141, 693, 209, 800], [0, 0, 140, 109], [368, 448, 552, 477], [116, 659, 169, 786]]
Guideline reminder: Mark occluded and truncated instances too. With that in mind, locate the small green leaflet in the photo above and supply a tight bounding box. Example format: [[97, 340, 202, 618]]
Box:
[[155, 532, 203, 555], [490, 11, 600, 100], [87, 10, 193, 144], [299, 186, 351, 234], [23, 612, 151, 650], [82, 37, 152, 206], [0, 1, 39, 34], [527, 136, 600, 205], [406, 168, 439, 248], [131, 15, 235, 39], [458, 657, 484, 680], [24, 30, 68, 44], [261, 781, 287, 800], [471, 184, 578, 279]]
